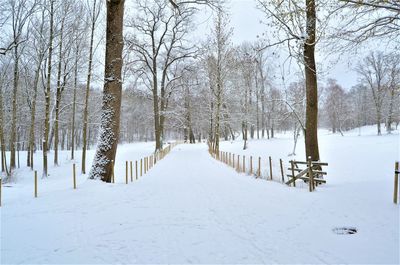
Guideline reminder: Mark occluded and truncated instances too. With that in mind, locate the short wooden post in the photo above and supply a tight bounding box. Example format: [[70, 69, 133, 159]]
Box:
[[34, 170, 38, 197], [237, 155, 240, 171], [144, 157, 147, 174], [233, 154, 235, 169], [140, 159, 143, 177], [135, 160, 138, 180], [258, 157, 261, 178], [279, 159, 284, 183], [130, 161, 133, 182], [308, 156, 313, 192], [243, 156, 245, 173], [250, 156, 253, 175], [291, 160, 296, 187], [0, 177, 2, 207], [394, 161, 399, 204], [111, 160, 115, 183], [73, 163, 76, 189], [125, 161, 128, 184], [269, 156, 273, 180]]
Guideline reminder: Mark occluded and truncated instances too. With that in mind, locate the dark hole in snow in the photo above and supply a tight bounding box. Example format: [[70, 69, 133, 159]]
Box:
[[332, 227, 357, 235]]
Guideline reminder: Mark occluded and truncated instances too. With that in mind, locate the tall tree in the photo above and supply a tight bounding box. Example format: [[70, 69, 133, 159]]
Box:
[[89, 0, 124, 182], [43, 0, 55, 177], [257, 0, 324, 161], [9, 0, 37, 172], [82, 0, 101, 174]]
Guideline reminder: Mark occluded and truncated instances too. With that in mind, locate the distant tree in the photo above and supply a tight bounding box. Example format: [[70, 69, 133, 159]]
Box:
[[356, 52, 388, 135], [323, 79, 349, 135]]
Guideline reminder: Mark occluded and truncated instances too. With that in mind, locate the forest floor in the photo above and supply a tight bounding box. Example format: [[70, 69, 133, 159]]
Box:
[[1, 125, 399, 264]]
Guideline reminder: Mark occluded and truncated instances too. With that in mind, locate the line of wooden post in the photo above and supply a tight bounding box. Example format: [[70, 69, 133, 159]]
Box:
[[125, 161, 128, 184], [280, 159, 284, 183], [269, 156, 273, 180], [250, 156, 253, 175], [34, 170, 38, 197], [130, 161, 133, 182], [394, 161, 399, 204], [73, 164, 76, 189]]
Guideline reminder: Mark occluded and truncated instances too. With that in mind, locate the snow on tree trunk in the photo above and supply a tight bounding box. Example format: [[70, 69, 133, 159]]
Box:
[[89, 0, 124, 182]]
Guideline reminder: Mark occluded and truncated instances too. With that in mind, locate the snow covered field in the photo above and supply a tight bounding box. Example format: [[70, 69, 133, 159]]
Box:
[[1, 126, 399, 264]]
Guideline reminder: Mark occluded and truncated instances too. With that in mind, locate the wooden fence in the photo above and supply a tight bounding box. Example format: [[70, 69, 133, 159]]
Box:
[[210, 150, 328, 192], [0, 142, 181, 206]]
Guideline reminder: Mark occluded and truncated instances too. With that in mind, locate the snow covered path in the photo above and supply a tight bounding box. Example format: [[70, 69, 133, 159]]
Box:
[[1, 143, 399, 264]]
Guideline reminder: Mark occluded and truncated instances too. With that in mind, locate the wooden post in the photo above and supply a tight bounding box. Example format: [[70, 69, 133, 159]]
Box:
[[243, 156, 245, 173], [269, 156, 273, 180], [144, 157, 147, 174], [237, 155, 240, 171], [291, 160, 296, 187], [394, 161, 399, 204], [308, 156, 313, 192], [233, 154, 235, 169], [250, 156, 253, 175], [280, 159, 284, 183], [135, 160, 138, 180], [125, 161, 128, 184], [34, 170, 38, 197], [258, 157, 261, 178], [111, 160, 115, 183], [73, 163, 76, 189], [140, 159, 143, 177], [130, 161, 133, 182], [0, 177, 2, 207]]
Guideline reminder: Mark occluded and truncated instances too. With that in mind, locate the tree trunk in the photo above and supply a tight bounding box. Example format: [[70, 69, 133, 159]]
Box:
[[82, 0, 98, 174], [386, 86, 395, 134], [54, 17, 65, 166], [304, 0, 320, 161], [71, 48, 78, 160], [28, 63, 41, 169], [43, 0, 55, 177], [89, 0, 124, 182], [10, 46, 19, 171]]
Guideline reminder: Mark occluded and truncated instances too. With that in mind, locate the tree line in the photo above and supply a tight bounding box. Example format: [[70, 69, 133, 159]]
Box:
[[1, 0, 399, 182]]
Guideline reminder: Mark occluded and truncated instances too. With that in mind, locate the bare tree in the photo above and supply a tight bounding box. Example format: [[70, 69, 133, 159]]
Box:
[[8, 0, 38, 173], [336, 0, 400, 46], [27, 3, 47, 169], [126, 0, 195, 151], [257, 0, 329, 161], [82, 0, 101, 174], [385, 54, 400, 133], [43, 0, 55, 177], [356, 52, 389, 135], [323, 79, 349, 135]]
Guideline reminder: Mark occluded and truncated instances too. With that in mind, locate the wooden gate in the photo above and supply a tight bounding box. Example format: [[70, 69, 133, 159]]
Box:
[[286, 157, 328, 192]]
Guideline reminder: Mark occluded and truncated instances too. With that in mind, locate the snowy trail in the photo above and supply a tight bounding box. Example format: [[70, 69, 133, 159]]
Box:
[[1, 143, 399, 264]]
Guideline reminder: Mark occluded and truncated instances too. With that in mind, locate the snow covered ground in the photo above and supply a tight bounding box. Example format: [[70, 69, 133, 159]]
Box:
[[1, 126, 399, 264]]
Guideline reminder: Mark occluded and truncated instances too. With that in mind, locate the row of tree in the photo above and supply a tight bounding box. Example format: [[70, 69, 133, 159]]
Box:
[[1, 0, 399, 182]]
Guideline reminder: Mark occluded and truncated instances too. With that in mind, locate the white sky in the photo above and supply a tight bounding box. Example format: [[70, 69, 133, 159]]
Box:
[[193, 0, 361, 89]]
